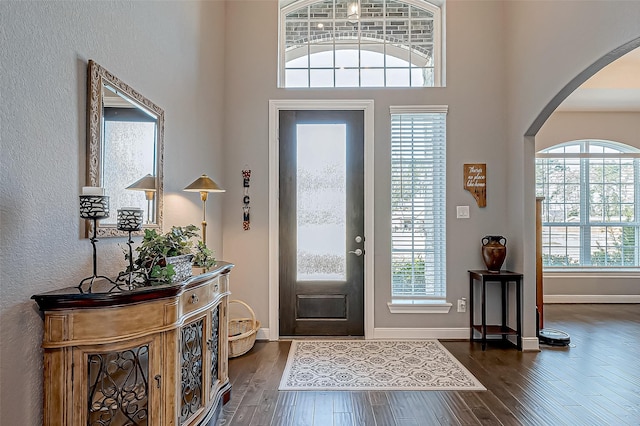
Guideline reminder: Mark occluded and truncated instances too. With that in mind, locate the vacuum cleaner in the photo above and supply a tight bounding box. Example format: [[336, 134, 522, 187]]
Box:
[[537, 308, 571, 346]]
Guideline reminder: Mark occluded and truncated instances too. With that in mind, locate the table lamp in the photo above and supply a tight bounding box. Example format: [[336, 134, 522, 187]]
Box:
[[183, 174, 225, 245], [126, 174, 156, 223]]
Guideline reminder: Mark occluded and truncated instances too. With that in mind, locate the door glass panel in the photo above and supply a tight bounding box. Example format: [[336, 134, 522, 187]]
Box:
[[297, 124, 347, 281]]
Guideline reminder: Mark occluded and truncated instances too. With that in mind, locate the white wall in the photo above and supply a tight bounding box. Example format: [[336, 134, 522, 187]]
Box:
[[221, 0, 510, 333], [537, 111, 640, 151], [504, 1, 640, 339], [221, 0, 640, 343], [0, 1, 226, 423]]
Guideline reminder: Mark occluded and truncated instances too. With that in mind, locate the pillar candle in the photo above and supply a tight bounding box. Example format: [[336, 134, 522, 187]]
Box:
[[82, 186, 105, 196]]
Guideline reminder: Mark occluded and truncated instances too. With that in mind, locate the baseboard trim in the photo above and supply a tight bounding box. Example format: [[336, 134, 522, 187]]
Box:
[[521, 337, 540, 352], [260, 327, 470, 340], [257, 328, 272, 341], [544, 294, 640, 304], [261, 327, 541, 346]]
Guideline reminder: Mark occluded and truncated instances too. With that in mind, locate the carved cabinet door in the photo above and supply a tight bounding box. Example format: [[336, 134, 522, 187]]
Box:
[[179, 314, 206, 425], [207, 304, 221, 403], [76, 334, 163, 426]]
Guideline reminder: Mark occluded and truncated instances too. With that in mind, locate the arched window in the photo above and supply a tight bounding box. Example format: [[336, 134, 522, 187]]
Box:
[[536, 140, 640, 268], [279, 0, 444, 88]]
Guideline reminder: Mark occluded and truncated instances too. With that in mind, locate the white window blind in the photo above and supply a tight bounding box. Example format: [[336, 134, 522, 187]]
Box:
[[391, 106, 447, 299]]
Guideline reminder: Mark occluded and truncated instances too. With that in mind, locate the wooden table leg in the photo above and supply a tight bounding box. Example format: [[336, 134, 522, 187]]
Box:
[[469, 275, 475, 342], [501, 281, 507, 344], [517, 277, 522, 350], [481, 279, 487, 351]]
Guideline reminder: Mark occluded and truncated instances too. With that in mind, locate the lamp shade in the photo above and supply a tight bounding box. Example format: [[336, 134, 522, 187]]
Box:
[[184, 174, 225, 193], [126, 174, 157, 192]]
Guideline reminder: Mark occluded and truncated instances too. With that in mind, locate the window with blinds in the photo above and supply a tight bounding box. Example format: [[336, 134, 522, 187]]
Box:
[[536, 140, 640, 268], [391, 106, 447, 299]]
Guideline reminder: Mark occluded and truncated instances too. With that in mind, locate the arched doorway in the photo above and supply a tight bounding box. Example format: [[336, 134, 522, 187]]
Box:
[[526, 38, 640, 137], [526, 37, 640, 343]]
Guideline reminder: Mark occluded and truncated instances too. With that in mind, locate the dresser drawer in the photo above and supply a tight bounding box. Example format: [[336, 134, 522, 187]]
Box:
[[181, 281, 215, 315]]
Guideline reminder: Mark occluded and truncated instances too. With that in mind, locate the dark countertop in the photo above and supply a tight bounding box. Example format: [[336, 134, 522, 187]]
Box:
[[32, 261, 233, 311]]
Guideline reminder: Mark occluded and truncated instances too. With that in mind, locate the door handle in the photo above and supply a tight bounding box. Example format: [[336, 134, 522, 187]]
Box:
[[349, 248, 364, 256]]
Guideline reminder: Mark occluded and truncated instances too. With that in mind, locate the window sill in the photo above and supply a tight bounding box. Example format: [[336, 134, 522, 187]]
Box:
[[387, 300, 452, 314], [544, 268, 640, 278]]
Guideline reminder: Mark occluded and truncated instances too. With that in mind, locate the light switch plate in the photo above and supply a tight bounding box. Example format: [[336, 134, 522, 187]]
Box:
[[456, 205, 470, 219]]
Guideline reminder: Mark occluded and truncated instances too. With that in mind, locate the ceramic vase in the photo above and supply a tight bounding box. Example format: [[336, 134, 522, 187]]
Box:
[[482, 236, 507, 272]]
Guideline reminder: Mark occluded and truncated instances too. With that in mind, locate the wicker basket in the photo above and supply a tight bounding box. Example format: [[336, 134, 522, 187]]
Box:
[[228, 300, 260, 358]]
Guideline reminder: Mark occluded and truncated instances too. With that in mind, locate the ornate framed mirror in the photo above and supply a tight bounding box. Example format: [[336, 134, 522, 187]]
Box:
[[86, 60, 164, 237]]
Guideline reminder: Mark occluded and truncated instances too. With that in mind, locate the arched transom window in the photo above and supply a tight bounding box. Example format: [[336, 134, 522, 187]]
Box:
[[536, 140, 640, 268], [279, 0, 443, 88]]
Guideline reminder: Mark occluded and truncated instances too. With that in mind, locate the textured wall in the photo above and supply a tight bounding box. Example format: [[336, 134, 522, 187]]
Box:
[[0, 1, 225, 423]]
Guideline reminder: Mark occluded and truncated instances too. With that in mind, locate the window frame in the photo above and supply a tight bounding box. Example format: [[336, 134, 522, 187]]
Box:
[[278, 0, 445, 88], [536, 139, 640, 269], [389, 105, 448, 312]]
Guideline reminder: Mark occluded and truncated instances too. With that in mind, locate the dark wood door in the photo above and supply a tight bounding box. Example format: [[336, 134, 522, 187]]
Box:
[[279, 110, 364, 336]]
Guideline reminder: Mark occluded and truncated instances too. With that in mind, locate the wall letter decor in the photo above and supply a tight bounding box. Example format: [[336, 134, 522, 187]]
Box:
[[242, 169, 251, 230]]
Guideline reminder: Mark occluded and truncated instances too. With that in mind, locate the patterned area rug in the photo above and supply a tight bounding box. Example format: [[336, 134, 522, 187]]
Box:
[[279, 340, 485, 391]]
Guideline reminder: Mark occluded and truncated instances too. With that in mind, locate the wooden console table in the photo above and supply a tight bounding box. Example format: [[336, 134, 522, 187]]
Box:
[[32, 262, 233, 426], [468, 270, 523, 351]]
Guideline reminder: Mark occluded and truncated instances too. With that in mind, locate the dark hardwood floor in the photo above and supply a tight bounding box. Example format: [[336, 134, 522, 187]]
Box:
[[219, 304, 640, 425]]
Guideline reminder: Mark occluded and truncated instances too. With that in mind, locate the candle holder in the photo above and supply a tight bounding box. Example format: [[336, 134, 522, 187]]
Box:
[[78, 195, 117, 292], [115, 208, 146, 289]]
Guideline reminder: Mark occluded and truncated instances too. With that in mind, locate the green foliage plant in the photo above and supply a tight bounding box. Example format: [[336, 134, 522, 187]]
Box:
[[132, 225, 216, 285]]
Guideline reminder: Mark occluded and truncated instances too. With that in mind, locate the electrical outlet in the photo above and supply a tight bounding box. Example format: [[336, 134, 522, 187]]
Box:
[[457, 298, 467, 313]]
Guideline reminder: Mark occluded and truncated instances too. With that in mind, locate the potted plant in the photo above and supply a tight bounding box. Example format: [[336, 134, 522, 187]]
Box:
[[127, 225, 216, 285]]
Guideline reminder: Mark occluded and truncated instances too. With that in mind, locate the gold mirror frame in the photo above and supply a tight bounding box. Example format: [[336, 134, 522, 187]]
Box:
[[86, 60, 164, 237]]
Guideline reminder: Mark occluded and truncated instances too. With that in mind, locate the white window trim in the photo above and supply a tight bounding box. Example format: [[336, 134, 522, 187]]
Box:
[[389, 105, 448, 313], [537, 139, 640, 269], [387, 300, 452, 314], [390, 105, 448, 114], [268, 99, 376, 339], [544, 270, 640, 278]]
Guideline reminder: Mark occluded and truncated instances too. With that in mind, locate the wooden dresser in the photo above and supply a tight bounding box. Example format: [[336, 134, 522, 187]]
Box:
[[32, 262, 233, 426]]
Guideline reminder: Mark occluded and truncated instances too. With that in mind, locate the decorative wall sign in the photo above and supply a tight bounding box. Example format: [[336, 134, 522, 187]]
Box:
[[242, 169, 251, 230], [464, 163, 486, 207]]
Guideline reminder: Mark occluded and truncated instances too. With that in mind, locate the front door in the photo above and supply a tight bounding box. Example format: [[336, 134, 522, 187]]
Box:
[[279, 110, 364, 336]]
